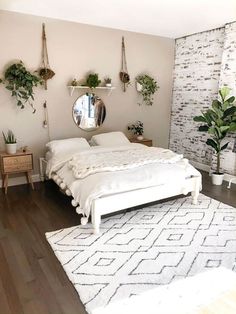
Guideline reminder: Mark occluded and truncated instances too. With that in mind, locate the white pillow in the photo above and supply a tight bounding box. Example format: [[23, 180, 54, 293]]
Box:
[[91, 132, 130, 146], [46, 137, 90, 155]]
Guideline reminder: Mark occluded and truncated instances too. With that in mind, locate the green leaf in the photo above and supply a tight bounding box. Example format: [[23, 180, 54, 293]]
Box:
[[198, 125, 209, 132], [219, 126, 230, 133], [212, 99, 221, 111], [227, 96, 235, 103], [193, 116, 207, 123], [221, 142, 229, 151], [223, 106, 236, 119], [219, 87, 230, 101], [229, 122, 236, 132], [206, 139, 219, 152]]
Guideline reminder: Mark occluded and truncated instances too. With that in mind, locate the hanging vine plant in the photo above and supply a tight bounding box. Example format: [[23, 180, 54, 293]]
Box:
[[0, 61, 42, 113], [136, 74, 159, 106]]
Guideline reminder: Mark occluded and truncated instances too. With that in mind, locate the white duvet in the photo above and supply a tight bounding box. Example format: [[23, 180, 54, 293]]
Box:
[[46, 144, 201, 218]]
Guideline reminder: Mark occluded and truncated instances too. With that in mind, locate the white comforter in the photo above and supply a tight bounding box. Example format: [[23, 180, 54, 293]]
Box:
[[46, 144, 201, 218]]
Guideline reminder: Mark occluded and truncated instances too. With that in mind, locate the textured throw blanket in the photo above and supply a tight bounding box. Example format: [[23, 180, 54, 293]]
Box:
[[69, 147, 183, 179]]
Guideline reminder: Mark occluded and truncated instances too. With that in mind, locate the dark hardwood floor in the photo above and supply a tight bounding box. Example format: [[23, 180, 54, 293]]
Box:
[[0, 171, 236, 314]]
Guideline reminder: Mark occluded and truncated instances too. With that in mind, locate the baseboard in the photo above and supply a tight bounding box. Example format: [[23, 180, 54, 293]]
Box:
[[190, 160, 211, 173], [0, 173, 41, 187], [190, 160, 236, 184]]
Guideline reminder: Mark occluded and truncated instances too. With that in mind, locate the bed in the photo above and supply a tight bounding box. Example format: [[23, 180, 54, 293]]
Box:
[[44, 132, 202, 234]]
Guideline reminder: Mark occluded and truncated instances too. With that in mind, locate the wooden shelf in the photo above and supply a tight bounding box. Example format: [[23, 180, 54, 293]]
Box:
[[68, 86, 116, 96]]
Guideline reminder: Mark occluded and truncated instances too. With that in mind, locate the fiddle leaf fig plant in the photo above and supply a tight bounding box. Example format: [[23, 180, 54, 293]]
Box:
[[136, 74, 159, 106], [193, 87, 236, 174], [0, 61, 42, 113]]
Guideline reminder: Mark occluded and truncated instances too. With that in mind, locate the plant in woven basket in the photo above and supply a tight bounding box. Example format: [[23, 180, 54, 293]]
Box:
[[38, 23, 55, 90], [0, 61, 42, 113], [86, 73, 101, 89], [136, 74, 159, 106]]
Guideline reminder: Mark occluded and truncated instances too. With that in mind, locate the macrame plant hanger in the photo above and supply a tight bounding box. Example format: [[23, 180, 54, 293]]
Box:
[[119, 36, 130, 92], [39, 23, 55, 90]]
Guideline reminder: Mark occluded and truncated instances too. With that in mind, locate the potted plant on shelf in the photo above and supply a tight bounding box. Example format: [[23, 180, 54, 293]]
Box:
[[86, 73, 101, 89], [128, 121, 144, 140], [193, 87, 236, 185], [135, 74, 159, 106], [104, 77, 112, 87], [0, 61, 42, 113], [2, 130, 17, 155]]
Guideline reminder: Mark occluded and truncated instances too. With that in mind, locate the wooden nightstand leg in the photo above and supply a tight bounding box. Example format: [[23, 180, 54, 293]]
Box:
[[26, 172, 34, 190], [4, 174, 8, 194], [2, 174, 5, 189]]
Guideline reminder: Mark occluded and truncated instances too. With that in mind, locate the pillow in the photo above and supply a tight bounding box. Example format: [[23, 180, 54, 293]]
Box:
[[91, 132, 130, 146], [46, 137, 90, 155]]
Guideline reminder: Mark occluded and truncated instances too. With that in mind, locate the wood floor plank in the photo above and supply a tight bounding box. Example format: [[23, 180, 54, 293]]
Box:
[[0, 173, 235, 314]]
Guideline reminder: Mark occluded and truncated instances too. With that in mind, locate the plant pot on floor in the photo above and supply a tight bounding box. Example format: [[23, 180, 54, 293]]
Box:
[[211, 173, 224, 185], [6, 143, 17, 155]]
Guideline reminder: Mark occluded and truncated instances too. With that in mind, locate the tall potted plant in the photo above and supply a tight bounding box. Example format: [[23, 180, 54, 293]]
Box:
[[193, 87, 236, 185]]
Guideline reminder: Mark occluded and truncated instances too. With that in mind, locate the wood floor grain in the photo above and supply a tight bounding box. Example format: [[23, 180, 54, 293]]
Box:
[[0, 171, 235, 314]]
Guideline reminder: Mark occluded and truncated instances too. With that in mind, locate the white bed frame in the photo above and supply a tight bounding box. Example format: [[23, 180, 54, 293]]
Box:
[[40, 156, 201, 234], [90, 176, 201, 234]]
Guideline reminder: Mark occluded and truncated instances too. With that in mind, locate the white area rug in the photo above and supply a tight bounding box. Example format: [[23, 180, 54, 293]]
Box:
[[46, 194, 236, 314]]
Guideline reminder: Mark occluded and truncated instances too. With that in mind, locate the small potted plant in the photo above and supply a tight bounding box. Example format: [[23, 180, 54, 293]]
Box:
[[136, 74, 159, 106], [104, 77, 112, 87], [128, 121, 144, 140], [193, 87, 236, 185], [2, 130, 17, 154], [86, 73, 101, 89]]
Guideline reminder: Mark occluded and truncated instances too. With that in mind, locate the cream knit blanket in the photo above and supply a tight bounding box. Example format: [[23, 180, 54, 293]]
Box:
[[69, 147, 184, 179]]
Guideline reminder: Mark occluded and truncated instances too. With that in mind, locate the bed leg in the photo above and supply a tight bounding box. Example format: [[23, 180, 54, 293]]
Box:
[[92, 209, 101, 235], [191, 177, 200, 205]]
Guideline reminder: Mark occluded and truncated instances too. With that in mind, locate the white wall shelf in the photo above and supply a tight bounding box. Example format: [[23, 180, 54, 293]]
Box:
[[68, 86, 116, 96]]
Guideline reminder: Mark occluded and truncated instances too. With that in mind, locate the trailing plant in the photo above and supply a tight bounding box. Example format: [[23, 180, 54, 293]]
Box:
[[193, 87, 236, 174], [128, 121, 144, 136], [0, 61, 42, 113], [86, 73, 101, 89], [136, 74, 159, 106], [2, 130, 17, 144]]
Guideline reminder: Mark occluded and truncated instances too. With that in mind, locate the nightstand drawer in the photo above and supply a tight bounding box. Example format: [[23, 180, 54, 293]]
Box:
[[3, 155, 33, 173]]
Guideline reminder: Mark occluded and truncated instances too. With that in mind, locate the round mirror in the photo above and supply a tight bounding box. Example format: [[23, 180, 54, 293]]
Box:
[[72, 93, 106, 131]]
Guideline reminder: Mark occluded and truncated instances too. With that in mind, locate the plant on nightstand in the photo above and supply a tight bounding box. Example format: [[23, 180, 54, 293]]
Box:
[[193, 87, 236, 185], [2, 130, 17, 155], [128, 121, 144, 140]]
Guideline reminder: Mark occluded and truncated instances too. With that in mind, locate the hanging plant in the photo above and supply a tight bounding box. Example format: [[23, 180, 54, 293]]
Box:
[[120, 36, 130, 92], [136, 74, 159, 106], [0, 61, 42, 113], [38, 23, 55, 90]]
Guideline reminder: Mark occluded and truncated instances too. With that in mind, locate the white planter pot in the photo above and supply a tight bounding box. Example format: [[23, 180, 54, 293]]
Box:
[[211, 173, 224, 185], [136, 82, 142, 92], [6, 143, 17, 155], [105, 83, 112, 87], [137, 135, 144, 140]]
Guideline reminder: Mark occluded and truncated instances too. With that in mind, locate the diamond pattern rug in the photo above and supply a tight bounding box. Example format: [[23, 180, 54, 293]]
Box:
[[46, 194, 236, 314]]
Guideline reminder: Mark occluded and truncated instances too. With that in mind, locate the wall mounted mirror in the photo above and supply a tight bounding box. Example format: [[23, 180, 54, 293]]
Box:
[[72, 93, 106, 131]]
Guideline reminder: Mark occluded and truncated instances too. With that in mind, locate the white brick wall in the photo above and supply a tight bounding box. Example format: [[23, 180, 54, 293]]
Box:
[[170, 22, 236, 175]]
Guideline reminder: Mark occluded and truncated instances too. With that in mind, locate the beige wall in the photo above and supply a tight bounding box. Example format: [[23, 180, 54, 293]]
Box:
[[0, 10, 174, 178]]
